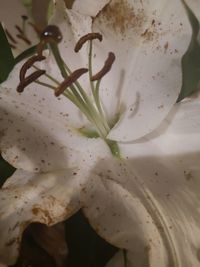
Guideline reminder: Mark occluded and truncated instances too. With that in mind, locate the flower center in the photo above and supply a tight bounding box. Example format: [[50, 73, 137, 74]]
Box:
[[17, 25, 120, 158]]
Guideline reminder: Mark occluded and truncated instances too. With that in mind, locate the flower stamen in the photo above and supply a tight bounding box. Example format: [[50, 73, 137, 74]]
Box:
[[91, 52, 115, 81], [16, 33, 31, 45], [74, 33, 102, 53], [5, 29, 18, 44], [19, 55, 46, 82], [15, 23, 31, 45], [17, 70, 46, 93], [16, 25, 120, 157], [55, 68, 88, 97], [17, 54, 46, 93], [21, 15, 28, 33], [15, 25, 23, 35]]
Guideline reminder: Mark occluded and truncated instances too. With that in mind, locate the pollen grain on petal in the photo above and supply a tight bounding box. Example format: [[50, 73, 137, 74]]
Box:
[[74, 33, 102, 52], [55, 68, 88, 97], [91, 52, 115, 81]]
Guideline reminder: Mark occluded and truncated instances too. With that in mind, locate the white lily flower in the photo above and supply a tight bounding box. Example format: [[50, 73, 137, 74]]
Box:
[[0, 0, 200, 266]]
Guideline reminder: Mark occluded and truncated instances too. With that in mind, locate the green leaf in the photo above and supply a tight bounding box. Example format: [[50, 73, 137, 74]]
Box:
[[177, 1, 200, 102], [15, 44, 48, 65], [0, 155, 15, 188], [65, 210, 118, 267], [14, 45, 37, 65], [0, 23, 15, 83]]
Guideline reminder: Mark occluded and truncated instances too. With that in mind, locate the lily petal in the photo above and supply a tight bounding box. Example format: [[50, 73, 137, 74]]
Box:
[[0, 0, 27, 36], [105, 251, 125, 267], [87, 0, 192, 141], [82, 158, 168, 266], [185, 0, 200, 21], [0, 168, 83, 266], [1, 92, 199, 267], [0, 60, 109, 172], [0, 2, 199, 266], [72, 0, 110, 17], [78, 93, 200, 266], [0, 0, 38, 56]]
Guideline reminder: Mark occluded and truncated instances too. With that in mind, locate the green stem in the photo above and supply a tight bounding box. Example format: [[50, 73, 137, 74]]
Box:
[[63, 90, 108, 138], [33, 65, 60, 85], [106, 139, 121, 158], [49, 48, 100, 130], [89, 40, 95, 93], [50, 43, 68, 79], [88, 41, 110, 133], [47, 40, 120, 151], [63, 63, 109, 138], [94, 79, 110, 131], [48, 44, 108, 137], [34, 80, 56, 90], [22, 20, 26, 36]]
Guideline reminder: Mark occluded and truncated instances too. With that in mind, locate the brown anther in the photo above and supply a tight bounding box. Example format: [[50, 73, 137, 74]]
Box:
[[17, 70, 46, 93], [55, 68, 88, 97], [5, 29, 17, 44], [21, 15, 28, 21], [20, 55, 46, 82], [91, 52, 115, 81], [16, 34, 31, 45], [40, 25, 62, 44], [15, 25, 23, 35], [74, 33, 102, 53]]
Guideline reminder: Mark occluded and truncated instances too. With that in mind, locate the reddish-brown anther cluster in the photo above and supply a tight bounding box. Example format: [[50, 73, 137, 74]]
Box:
[[17, 55, 46, 93], [16, 26, 115, 97], [75, 32, 115, 81], [17, 25, 63, 93]]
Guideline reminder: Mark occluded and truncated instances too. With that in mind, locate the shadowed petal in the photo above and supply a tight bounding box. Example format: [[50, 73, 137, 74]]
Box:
[[81, 94, 200, 266], [0, 169, 82, 266]]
